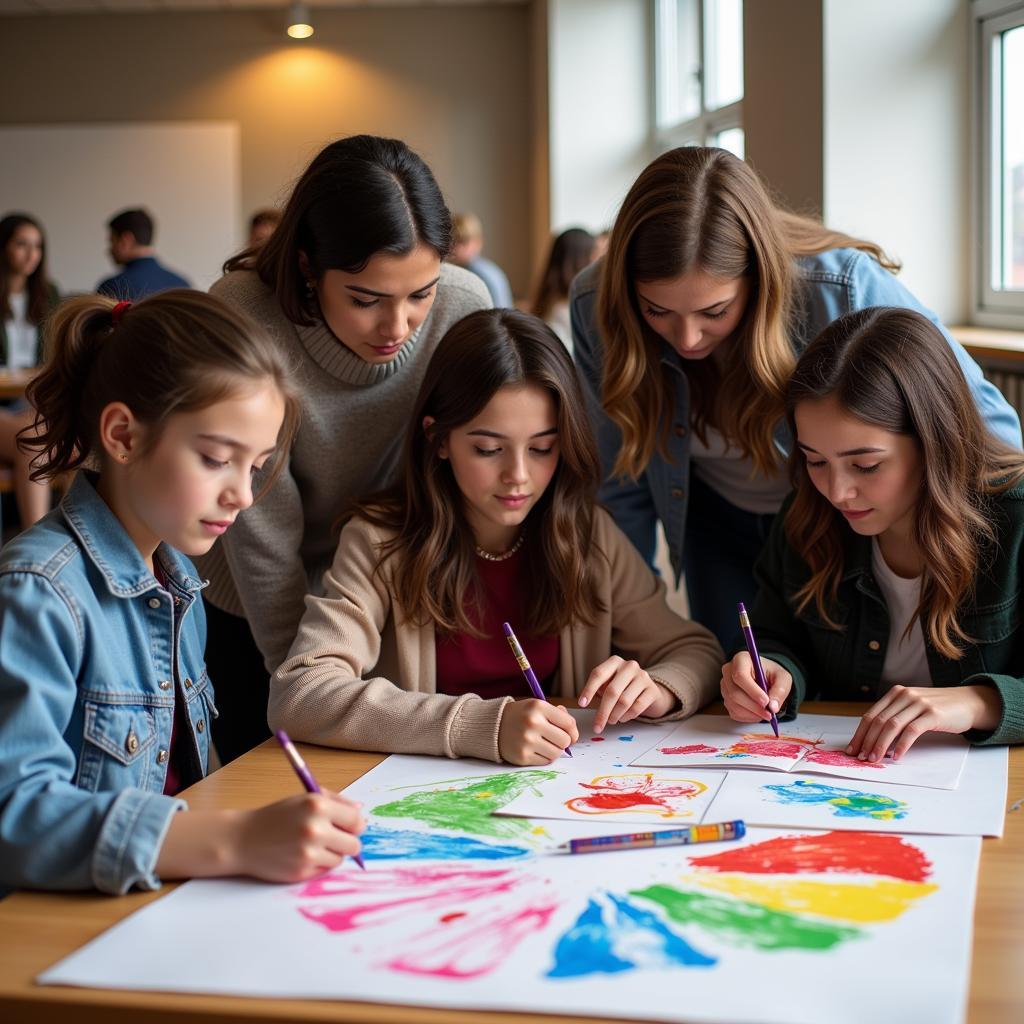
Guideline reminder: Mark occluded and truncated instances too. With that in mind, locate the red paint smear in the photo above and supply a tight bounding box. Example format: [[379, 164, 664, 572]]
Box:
[[731, 740, 807, 758], [386, 903, 560, 979], [659, 743, 718, 755], [590, 737, 606, 742], [566, 774, 703, 816], [689, 830, 933, 882], [804, 748, 884, 769], [440, 912, 467, 924]]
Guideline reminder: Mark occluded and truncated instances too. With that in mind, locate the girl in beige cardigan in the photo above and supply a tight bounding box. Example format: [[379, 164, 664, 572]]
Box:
[[270, 310, 723, 764]]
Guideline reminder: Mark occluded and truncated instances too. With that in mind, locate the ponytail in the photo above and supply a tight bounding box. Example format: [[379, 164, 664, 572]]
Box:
[[20, 289, 300, 485], [23, 294, 120, 479]]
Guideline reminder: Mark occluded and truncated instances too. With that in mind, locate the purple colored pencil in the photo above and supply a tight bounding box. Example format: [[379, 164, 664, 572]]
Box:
[[274, 729, 366, 870], [737, 602, 780, 738], [501, 621, 574, 757]]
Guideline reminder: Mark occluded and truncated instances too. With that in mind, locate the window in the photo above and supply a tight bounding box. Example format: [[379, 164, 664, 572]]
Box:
[[975, 0, 1024, 325], [654, 0, 744, 158]]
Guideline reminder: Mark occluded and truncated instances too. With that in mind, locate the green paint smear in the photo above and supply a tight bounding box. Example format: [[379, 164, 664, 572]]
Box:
[[372, 770, 559, 840], [630, 884, 863, 952]]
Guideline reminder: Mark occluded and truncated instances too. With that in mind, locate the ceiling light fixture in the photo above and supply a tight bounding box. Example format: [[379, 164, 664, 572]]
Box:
[[286, 0, 314, 39]]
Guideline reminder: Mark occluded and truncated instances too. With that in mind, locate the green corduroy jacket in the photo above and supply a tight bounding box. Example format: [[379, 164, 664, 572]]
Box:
[[746, 485, 1024, 746]]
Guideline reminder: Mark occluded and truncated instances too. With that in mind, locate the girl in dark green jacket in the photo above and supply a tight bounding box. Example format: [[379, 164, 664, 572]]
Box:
[[721, 306, 1024, 761]]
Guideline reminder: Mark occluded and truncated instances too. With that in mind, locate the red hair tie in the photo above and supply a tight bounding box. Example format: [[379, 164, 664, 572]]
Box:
[[111, 300, 132, 325]]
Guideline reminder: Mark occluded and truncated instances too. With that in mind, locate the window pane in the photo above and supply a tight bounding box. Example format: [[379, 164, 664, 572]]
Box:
[[704, 0, 743, 110], [656, 0, 700, 129], [712, 127, 745, 159], [1001, 24, 1024, 290]]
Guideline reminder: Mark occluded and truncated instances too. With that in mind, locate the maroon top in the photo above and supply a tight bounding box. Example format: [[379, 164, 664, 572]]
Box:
[[435, 548, 559, 700]]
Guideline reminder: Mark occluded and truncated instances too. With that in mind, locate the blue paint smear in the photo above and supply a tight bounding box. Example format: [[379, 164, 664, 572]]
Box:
[[360, 825, 528, 861], [763, 780, 908, 820], [547, 893, 716, 978], [618, 735, 634, 742]]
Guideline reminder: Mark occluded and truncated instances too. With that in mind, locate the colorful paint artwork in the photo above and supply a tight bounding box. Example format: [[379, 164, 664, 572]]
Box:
[[763, 780, 908, 821], [493, 768, 726, 826], [631, 713, 970, 789], [360, 825, 528, 861], [371, 770, 559, 840], [563, 773, 709, 819]]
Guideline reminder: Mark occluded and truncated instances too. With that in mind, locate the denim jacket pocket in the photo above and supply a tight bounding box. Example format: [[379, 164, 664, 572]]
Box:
[[186, 669, 217, 774], [78, 700, 157, 793]]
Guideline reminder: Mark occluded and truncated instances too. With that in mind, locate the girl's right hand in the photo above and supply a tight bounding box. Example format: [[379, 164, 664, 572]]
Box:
[[231, 793, 365, 883], [721, 652, 792, 723], [498, 698, 579, 765]]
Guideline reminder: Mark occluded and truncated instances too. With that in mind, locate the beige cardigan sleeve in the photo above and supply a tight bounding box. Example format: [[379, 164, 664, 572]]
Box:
[[268, 518, 512, 761], [592, 510, 724, 720]]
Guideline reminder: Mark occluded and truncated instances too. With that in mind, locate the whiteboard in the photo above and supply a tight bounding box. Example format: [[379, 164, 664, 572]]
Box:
[[0, 122, 240, 295]]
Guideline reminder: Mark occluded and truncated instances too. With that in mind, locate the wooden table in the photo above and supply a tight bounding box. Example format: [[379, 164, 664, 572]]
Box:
[[1, 701, 1021, 1024], [0, 370, 32, 401]]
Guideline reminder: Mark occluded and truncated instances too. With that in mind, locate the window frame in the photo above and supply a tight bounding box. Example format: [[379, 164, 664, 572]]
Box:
[[653, 0, 744, 154], [973, 0, 1024, 327]]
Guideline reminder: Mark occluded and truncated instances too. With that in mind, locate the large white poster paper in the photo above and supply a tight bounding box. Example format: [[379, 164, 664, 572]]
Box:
[[631, 713, 969, 789], [705, 745, 1008, 837]]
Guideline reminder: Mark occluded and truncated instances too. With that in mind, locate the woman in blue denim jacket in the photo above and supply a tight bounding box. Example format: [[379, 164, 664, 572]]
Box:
[[0, 291, 364, 895], [571, 147, 1022, 648]]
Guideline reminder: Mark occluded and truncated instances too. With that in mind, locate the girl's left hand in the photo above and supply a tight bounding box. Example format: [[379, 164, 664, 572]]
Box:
[[577, 656, 676, 733], [846, 684, 1002, 762]]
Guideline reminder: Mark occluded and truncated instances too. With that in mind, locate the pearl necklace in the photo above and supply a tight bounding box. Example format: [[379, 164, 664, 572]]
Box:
[[475, 533, 525, 562]]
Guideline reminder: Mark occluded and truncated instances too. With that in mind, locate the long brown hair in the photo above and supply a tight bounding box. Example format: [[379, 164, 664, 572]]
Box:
[[785, 307, 1024, 659], [531, 227, 596, 320], [223, 135, 452, 326], [355, 308, 605, 638], [21, 290, 300, 490], [1, 213, 53, 326], [597, 146, 900, 480]]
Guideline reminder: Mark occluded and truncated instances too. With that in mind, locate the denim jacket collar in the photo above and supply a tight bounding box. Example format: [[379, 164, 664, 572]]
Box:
[[60, 472, 207, 600]]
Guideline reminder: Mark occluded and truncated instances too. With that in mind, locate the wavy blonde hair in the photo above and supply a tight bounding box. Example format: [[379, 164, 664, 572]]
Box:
[[597, 147, 900, 479], [786, 307, 1024, 659]]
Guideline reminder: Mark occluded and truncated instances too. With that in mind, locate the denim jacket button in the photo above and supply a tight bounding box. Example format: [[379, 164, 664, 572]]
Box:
[[158, 679, 172, 690], [157, 749, 169, 764], [126, 731, 139, 753], [671, 487, 685, 499], [184, 677, 193, 689], [196, 719, 205, 733], [147, 597, 161, 610], [867, 640, 881, 651]]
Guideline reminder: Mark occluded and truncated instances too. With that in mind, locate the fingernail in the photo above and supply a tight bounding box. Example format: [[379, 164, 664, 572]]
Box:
[[858, 753, 866, 761], [578, 697, 588, 707], [868, 753, 877, 762], [768, 700, 779, 713]]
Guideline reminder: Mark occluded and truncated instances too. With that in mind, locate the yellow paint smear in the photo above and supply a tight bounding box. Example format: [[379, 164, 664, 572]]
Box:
[[691, 873, 937, 923]]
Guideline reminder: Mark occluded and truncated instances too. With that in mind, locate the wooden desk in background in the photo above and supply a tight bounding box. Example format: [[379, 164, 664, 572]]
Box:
[[0, 702, 1021, 1024], [0, 370, 31, 402]]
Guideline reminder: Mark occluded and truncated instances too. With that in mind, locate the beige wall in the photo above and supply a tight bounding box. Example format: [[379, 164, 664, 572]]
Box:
[[0, 5, 532, 294]]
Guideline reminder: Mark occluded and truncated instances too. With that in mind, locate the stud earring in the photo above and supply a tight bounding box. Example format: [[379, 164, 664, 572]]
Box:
[[119, 453, 129, 462], [305, 279, 316, 296]]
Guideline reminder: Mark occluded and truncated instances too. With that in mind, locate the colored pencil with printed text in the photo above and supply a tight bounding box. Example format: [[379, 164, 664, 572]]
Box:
[[738, 601, 780, 737], [275, 729, 366, 870], [556, 819, 745, 854], [501, 621, 573, 757]]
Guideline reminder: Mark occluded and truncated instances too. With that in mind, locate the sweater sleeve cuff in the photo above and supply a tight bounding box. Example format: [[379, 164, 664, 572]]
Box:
[[446, 695, 513, 762], [640, 668, 713, 723], [962, 674, 1024, 745]]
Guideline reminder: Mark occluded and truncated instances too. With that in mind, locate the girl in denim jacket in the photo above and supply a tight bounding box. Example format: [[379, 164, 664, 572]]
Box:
[[570, 147, 1021, 649], [722, 307, 1024, 759], [0, 291, 364, 894]]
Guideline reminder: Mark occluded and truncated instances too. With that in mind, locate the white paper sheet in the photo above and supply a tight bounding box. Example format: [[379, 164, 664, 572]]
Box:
[[631, 713, 970, 789], [39, 823, 981, 1024], [704, 745, 1008, 837], [493, 767, 727, 826]]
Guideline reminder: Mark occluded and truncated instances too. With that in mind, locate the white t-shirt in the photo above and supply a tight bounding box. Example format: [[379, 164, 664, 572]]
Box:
[[689, 424, 791, 514], [871, 538, 932, 687], [544, 300, 572, 354], [3, 291, 38, 371]]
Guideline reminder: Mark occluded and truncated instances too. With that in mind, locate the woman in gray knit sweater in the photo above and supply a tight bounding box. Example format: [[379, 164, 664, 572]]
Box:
[[200, 135, 491, 762]]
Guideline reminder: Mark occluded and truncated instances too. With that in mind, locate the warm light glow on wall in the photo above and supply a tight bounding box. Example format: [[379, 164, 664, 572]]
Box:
[[286, 1, 314, 39]]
